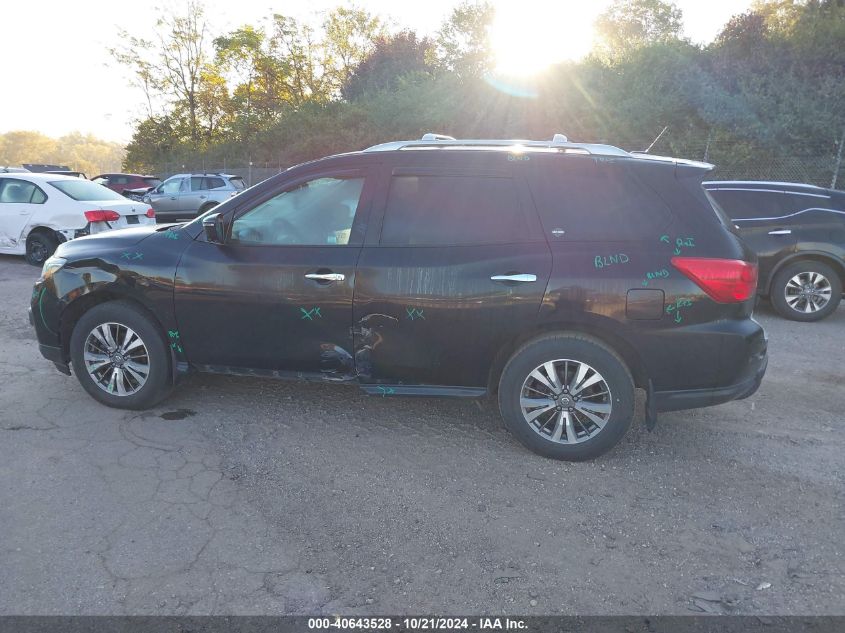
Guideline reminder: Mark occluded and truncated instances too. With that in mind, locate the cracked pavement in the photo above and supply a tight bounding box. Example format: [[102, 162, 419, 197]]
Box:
[[0, 254, 843, 615]]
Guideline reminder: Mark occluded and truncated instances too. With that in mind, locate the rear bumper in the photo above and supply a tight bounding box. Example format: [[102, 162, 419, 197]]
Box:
[[654, 338, 768, 412]]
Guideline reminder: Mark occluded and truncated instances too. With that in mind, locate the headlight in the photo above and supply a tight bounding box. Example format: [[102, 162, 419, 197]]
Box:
[[40, 255, 67, 281]]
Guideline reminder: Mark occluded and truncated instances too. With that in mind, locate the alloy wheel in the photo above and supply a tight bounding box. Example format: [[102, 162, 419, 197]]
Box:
[[83, 322, 150, 396], [519, 359, 612, 444], [784, 271, 832, 314]]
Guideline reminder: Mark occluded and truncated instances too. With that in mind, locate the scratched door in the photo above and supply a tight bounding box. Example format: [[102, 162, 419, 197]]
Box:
[[352, 169, 551, 388], [174, 168, 376, 377]]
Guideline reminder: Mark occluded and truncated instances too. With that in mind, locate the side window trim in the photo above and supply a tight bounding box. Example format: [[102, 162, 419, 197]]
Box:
[[225, 167, 374, 247]]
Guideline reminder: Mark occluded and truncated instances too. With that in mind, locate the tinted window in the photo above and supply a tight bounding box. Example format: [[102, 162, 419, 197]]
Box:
[[204, 177, 226, 190], [144, 177, 162, 187], [113, 176, 130, 185], [231, 176, 364, 246], [49, 180, 124, 201], [0, 179, 45, 203], [380, 175, 526, 246], [527, 158, 672, 240], [230, 177, 246, 190], [782, 192, 832, 214], [190, 176, 205, 191], [707, 189, 786, 220]]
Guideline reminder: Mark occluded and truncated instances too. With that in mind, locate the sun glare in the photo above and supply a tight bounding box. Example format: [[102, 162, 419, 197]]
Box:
[[489, 3, 598, 76]]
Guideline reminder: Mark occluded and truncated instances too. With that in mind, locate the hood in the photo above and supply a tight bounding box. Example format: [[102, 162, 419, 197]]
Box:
[[57, 223, 181, 257]]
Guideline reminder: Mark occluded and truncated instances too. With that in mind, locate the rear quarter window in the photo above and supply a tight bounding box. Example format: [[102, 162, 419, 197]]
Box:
[[527, 157, 672, 241], [380, 174, 528, 246], [706, 189, 787, 220]]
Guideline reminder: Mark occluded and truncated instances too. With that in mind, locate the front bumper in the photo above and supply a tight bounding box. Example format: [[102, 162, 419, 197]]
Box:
[[29, 306, 71, 374]]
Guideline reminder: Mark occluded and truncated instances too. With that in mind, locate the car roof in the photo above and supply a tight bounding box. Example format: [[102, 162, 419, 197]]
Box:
[[703, 180, 840, 195]]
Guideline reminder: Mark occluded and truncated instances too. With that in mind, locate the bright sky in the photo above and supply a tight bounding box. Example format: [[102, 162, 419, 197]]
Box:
[[0, 0, 752, 143]]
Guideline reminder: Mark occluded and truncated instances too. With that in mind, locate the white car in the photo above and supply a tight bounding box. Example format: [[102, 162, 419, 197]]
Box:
[[0, 173, 156, 265]]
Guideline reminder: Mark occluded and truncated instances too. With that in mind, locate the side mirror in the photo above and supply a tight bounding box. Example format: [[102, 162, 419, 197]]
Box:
[[202, 212, 226, 243]]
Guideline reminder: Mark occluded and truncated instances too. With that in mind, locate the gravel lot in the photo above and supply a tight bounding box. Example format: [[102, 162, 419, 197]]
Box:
[[0, 253, 843, 616]]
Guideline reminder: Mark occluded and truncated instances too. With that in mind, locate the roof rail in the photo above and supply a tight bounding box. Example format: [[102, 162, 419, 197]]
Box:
[[363, 133, 630, 157]]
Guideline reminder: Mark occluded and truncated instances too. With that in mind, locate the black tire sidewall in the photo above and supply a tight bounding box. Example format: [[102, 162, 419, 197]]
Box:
[[498, 336, 635, 461], [770, 261, 842, 322], [69, 301, 172, 410], [25, 233, 57, 266]]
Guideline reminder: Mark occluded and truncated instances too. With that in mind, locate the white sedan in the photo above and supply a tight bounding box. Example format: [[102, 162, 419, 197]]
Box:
[[0, 173, 156, 265]]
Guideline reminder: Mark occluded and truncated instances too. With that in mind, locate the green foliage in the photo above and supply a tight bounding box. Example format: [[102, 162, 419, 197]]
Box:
[[0, 131, 125, 175], [594, 0, 684, 62]]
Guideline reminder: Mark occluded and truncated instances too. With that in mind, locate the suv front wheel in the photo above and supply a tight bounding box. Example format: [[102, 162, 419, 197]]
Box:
[[69, 301, 173, 409], [498, 334, 635, 461], [770, 260, 841, 322]]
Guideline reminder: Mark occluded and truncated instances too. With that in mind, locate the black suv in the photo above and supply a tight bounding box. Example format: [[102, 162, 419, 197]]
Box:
[[703, 181, 844, 321], [30, 135, 767, 461]]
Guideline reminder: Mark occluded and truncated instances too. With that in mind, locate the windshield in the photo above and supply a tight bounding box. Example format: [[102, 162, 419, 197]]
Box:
[[49, 179, 125, 202]]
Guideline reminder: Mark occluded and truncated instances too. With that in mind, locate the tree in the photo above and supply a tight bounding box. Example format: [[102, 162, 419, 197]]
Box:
[[433, 2, 495, 78], [322, 6, 385, 91], [342, 31, 433, 101], [594, 0, 684, 62], [111, 1, 226, 145]]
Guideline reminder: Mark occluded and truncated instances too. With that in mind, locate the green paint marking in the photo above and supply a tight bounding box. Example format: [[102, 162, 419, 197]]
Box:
[[163, 230, 180, 240], [660, 235, 670, 244], [376, 386, 396, 397], [405, 307, 425, 320], [594, 253, 630, 269], [300, 307, 322, 321]]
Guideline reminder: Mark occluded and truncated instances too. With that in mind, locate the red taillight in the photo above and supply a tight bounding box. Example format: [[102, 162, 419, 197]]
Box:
[[145, 208, 155, 218], [671, 257, 758, 303], [84, 210, 120, 223]]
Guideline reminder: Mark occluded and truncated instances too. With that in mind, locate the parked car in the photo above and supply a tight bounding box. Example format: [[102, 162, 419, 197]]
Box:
[[704, 181, 844, 321], [30, 134, 767, 461], [1, 166, 30, 173], [145, 173, 246, 220], [0, 173, 156, 265], [92, 173, 161, 196]]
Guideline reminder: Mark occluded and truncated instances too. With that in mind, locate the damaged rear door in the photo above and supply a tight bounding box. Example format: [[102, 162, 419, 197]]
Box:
[[174, 166, 377, 378]]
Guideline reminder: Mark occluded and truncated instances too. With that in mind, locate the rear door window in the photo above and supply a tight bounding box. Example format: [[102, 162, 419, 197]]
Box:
[[203, 177, 226, 190], [527, 157, 672, 240], [380, 174, 528, 246]]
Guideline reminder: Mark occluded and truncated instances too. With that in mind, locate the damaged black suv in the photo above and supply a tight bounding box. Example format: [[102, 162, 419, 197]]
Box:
[[30, 134, 767, 461]]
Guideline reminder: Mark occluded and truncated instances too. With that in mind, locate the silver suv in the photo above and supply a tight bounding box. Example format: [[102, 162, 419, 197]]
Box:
[[145, 173, 246, 220]]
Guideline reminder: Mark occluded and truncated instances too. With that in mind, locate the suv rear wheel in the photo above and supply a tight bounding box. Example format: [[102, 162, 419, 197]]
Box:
[[498, 334, 635, 461], [770, 260, 841, 322], [70, 301, 173, 409]]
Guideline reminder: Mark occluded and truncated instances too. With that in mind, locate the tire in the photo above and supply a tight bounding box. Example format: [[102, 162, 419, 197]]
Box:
[[69, 301, 173, 409], [770, 260, 841, 322], [498, 334, 635, 461], [25, 232, 58, 266]]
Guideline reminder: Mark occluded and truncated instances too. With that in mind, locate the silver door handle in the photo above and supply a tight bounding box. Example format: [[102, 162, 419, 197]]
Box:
[[491, 274, 537, 283], [305, 273, 345, 282], [768, 229, 792, 235]]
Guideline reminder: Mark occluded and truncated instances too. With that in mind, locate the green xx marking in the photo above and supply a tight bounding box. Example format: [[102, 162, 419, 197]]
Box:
[[121, 251, 143, 260], [300, 307, 322, 321], [164, 230, 180, 240], [405, 307, 425, 320], [376, 386, 395, 397]]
